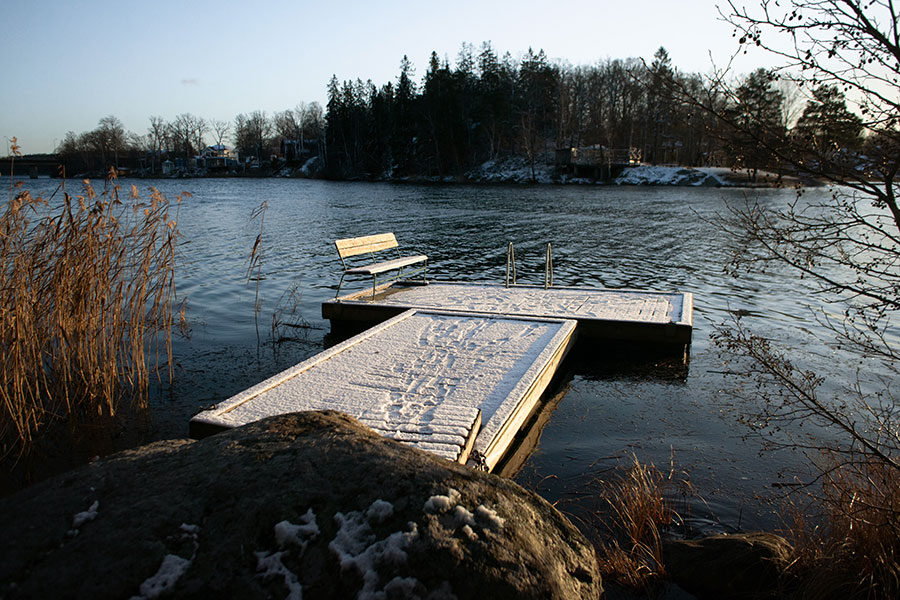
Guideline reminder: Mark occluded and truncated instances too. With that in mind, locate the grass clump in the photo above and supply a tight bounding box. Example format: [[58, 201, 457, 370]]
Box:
[[592, 456, 686, 593], [0, 170, 182, 489], [781, 456, 900, 600]]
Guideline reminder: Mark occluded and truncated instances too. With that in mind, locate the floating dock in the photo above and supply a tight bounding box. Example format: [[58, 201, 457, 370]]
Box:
[[193, 280, 692, 470], [323, 281, 692, 345], [191, 309, 577, 471]]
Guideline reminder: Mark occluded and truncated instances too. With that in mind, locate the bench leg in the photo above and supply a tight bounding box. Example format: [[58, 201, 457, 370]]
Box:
[[371, 275, 377, 300], [336, 273, 347, 299]]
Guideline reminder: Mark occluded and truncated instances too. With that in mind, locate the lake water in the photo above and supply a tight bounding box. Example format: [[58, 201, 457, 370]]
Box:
[[7, 176, 859, 535]]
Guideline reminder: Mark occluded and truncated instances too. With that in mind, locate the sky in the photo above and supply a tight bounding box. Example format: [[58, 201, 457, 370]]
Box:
[[2, 0, 779, 155]]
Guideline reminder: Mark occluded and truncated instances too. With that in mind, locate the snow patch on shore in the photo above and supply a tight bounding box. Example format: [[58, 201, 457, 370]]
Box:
[[466, 157, 556, 183], [464, 156, 758, 186], [614, 165, 726, 186]]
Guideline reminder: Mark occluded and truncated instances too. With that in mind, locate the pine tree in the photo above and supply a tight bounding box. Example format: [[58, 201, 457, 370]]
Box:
[[392, 55, 417, 175], [645, 47, 675, 164], [794, 84, 863, 154], [517, 48, 557, 181], [724, 69, 786, 182]]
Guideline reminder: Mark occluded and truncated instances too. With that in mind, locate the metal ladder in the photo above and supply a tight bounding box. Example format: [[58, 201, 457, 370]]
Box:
[[505, 242, 553, 289]]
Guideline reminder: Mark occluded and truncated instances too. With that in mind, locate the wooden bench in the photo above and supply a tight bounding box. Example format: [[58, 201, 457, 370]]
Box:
[[334, 233, 427, 299]]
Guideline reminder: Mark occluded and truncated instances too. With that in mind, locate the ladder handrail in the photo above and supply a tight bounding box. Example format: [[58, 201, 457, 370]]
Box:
[[506, 242, 517, 288], [545, 242, 553, 289], [506, 241, 554, 288]]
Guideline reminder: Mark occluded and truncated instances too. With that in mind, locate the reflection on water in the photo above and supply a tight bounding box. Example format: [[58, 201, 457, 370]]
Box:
[[6, 177, 852, 532]]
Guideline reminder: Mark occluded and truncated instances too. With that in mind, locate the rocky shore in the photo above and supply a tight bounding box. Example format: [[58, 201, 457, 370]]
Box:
[[1, 411, 799, 599], [0, 412, 600, 599]]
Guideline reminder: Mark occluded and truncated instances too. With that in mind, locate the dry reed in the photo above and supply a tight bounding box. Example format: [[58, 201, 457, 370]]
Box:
[[1, 169, 181, 481], [781, 456, 900, 599], [593, 456, 683, 592]]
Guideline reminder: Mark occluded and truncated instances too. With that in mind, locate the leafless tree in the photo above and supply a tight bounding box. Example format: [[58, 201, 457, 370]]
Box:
[[97, 115, 126, 169], [147, 116, 168, 172], [192, 115, 208, 155], [272, 109, 300, 140], [210, 119, 230, 146], [701, 2, 900, 563], [171, 114, 195, 158], [234, 111, 272, 162]]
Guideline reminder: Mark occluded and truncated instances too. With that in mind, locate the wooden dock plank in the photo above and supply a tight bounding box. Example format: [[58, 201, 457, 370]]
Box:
[[322, 282, 692, 344], [191, 309, 575, 468]]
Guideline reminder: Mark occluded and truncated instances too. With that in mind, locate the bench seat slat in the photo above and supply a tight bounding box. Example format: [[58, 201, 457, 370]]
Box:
[[345, 254, 427, 275], [336, 233, 398, 258]]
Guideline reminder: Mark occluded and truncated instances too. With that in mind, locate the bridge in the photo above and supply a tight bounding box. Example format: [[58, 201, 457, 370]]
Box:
[[0, 154, 66, 178]]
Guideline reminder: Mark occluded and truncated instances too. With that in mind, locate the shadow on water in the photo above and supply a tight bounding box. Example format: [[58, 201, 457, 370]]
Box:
[[565, 339, 690, 383], [494, 338, 700, 539]]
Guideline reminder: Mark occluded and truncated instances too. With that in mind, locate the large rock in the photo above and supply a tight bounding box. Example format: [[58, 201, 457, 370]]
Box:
[[663, 533, 793, 599], [0, 411, 600, 599]]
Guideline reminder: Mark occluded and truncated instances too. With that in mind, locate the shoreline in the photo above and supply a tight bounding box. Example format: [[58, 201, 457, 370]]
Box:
[[40, 163, 816, 188]]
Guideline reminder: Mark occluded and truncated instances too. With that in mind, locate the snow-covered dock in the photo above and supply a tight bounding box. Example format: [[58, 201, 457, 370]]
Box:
[[190, 309, 577, 470], [323, 282, 692, 345]]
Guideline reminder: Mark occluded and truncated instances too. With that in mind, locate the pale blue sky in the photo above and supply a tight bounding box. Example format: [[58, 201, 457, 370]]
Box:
[[3, 0, 774, 154]]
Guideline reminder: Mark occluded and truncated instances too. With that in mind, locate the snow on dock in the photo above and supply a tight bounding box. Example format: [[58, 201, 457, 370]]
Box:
[[191, 309, 577, 469], [323, 282, 692, 344]]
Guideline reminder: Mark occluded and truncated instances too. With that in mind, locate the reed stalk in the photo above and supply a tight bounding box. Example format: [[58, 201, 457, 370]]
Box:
[[781, 455, 900, 599], [592, 456, 684, 593], [1, 169, 180, 484]]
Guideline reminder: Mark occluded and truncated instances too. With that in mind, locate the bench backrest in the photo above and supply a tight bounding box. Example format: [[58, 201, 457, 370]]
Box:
[[335, 233, 399, 259]]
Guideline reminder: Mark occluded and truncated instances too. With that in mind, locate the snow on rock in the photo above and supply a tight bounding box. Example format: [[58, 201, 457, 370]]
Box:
[[424, 488, 504, 542], [179, 523, 200, 535], [423, 488, 461, 514], [130, 524, 200, 600], [460, 524, 478, 541], [329, 499, 420, 599], [452, 505, 476, 528], [274, 508, 319, 550], [131, 554, 192, 600], [180, 523, 201, 550], [256, 551, 303, 600], [257, 510, 318, 599], [475, 505, 505, 531], [383, 576, 422, 596], [72, 500, 99, 529], [465, 156, 739, 186], [366, 499, 394, 523]]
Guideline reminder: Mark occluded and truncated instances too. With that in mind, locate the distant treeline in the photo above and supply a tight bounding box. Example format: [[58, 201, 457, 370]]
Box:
[[52, 105, 325, 176], [43, 42, 867, 181], [323, 42, 866, 181]]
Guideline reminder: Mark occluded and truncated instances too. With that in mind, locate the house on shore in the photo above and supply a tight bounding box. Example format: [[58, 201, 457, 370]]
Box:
[[200, 144, 240, 170]]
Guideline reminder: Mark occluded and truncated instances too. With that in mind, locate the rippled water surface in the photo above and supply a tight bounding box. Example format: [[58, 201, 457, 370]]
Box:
[[11, 176, 863, 534]]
